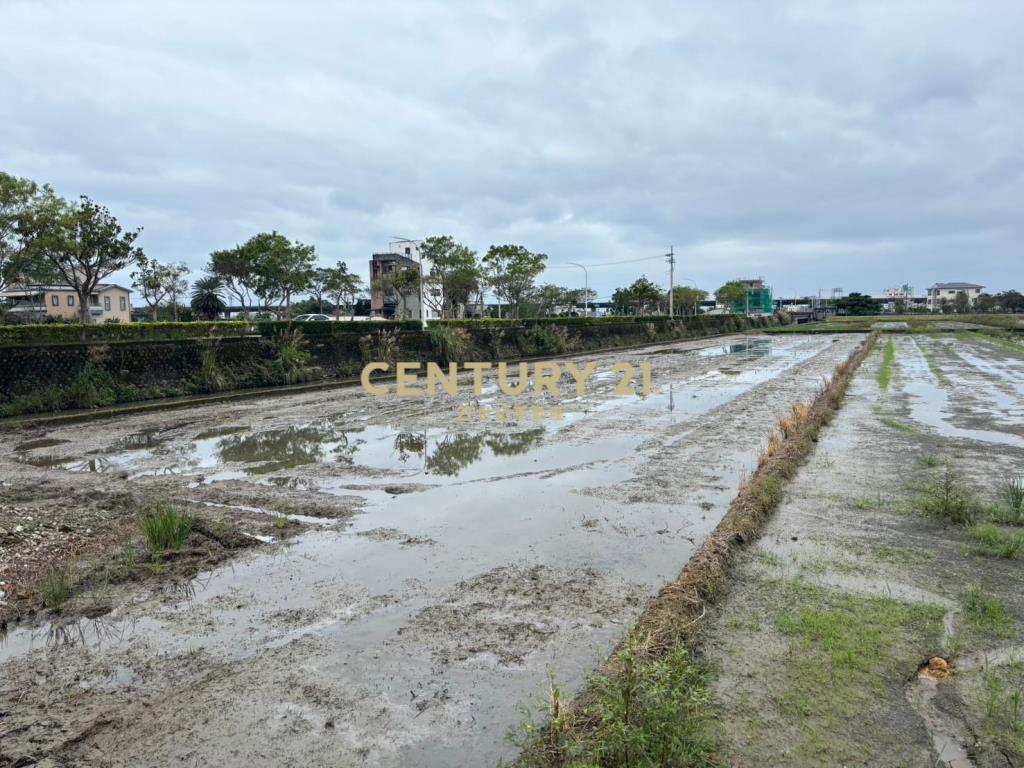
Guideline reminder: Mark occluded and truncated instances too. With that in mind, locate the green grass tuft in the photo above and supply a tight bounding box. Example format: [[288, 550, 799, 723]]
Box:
[[968, 524, 1024, 559], [511, 637, 716, 767], [961, 585, 1015, 638], [40, 563, 73, 611], [141, 503, 194, 553], [880, 417, 918, 434]]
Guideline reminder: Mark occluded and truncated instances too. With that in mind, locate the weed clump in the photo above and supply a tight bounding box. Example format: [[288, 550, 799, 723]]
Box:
[[919, 465, 980, 525], [271, 328, 314, 384], [40, 563, 74, 611], [141, 503, 194, 553], [512, 637, 716, 767], [998, 476, 1024, 525], [427, 325, 472, 364], [968, 524, 1024, 559], [961, 585, 1015, 637]]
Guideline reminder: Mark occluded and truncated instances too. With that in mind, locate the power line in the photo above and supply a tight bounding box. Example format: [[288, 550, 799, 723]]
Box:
[[544, 254, 665, 270]]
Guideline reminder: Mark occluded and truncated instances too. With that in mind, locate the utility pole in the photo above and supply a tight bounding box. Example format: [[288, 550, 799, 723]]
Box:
[[666, 246, 675, 317]]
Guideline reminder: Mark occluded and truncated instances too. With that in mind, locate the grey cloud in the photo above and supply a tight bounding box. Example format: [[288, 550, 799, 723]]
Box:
[[1, 0, 1022, 300]]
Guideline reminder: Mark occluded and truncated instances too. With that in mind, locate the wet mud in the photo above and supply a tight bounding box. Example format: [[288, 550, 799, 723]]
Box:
[[0, 333, 863, 766]]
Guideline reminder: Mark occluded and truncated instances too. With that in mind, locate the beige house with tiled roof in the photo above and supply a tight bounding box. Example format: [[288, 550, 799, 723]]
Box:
[[1, 284, 132, 323]]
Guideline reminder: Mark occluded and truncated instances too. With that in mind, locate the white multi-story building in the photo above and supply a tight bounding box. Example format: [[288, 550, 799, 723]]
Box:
[[926, 282, 984, 312], [368, 240, 444, 320]]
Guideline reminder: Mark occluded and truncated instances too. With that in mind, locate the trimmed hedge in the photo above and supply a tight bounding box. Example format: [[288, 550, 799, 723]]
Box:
[[0, 314, 762, 347], [0, 319, 422, 346], [0, 314, 780, 418]]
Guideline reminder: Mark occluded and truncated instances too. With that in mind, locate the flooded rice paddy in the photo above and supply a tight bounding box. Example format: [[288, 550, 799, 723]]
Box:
[[0, 333, 866, 766]]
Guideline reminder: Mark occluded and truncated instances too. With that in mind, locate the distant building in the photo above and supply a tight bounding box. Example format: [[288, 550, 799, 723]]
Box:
[[926, 282, 984, 312], [1, 283, 132, 323], [728, 278, 774, 315], [883, 284, 915, 299], [368, 240, 444, 320]]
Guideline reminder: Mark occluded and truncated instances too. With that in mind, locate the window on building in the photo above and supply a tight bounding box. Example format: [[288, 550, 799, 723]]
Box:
[[68, 295, 75, 306], [104, 296, 111, 311], [51, 295, 59, 306], [120, 296, 127, 311], [405, 247, 411, 255]]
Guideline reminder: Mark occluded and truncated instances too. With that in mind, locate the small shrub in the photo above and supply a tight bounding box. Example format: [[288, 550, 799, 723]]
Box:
[[427, 325, 471, 364], [919, 465, 979, 525], [141, 503, 194, 553], [359, 329, 398, 364], [70, 362, 117, 408], [200, 346, 229, 392], [271, 328, 312, 384]]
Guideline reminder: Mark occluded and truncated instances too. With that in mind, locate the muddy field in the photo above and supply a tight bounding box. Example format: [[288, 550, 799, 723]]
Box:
[[0, 333, 863, 767], [703, 333, 1024, 766]]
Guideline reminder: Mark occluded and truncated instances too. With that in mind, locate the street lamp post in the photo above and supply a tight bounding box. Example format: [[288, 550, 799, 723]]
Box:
[[566, 262, 589, 317]]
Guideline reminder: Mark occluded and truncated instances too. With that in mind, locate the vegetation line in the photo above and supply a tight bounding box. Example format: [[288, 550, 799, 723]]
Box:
[[514, 332, 879, 767], [956, 330, 1024, 355], [877, 337, 895, 390]]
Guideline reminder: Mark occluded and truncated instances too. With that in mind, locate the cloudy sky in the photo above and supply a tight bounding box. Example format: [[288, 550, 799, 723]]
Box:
[[2, 0, 1022, 301]]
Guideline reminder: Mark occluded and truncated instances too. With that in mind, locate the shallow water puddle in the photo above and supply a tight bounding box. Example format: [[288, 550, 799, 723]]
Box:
[[902, 338, 1024, 449]]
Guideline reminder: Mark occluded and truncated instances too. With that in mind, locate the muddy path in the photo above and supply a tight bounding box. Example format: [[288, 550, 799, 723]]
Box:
[[702, 333, 1024, 767], [0, 333, 864, 767]]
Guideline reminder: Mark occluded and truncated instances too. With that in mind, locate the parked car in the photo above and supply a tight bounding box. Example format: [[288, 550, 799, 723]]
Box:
[[292, 314, 332, 322]]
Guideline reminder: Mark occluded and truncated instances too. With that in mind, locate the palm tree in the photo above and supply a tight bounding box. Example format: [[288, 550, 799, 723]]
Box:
[[191, 276, 227, 320]]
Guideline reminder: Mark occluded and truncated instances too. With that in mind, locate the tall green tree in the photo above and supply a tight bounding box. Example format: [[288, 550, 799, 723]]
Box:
[[836, 292, 881, 316], [953, 290, 970, 314], [247, 232, 316, 317], [22, 195, 144, 324], [671, 286, 709, 316], [420, 235, 481, 318], [208, 231, 315, 318], [324, 261, 364, 319], [997, 290, 1023, 313], [0, 172, 59, 292], [522, 283, 569, 317], [715, 281, 748, 310], [481, 244, 547, 319], [307, 267, 331, 314], [132, 256, 189, 321]]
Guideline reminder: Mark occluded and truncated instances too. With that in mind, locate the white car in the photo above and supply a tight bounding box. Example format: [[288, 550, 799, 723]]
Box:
[[292, 314, 333, 322]]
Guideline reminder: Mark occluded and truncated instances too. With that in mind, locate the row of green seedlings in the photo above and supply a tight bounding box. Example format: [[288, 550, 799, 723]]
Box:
[[39, 502, 194, 612], [914, 456, 1024, 558]]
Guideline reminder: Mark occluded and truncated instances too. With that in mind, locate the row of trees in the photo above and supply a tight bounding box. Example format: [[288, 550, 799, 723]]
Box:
[[374, 238, 549, 320]]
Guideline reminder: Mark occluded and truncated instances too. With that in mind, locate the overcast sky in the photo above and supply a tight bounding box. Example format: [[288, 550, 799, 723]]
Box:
[[2, 1, 1022, 300]]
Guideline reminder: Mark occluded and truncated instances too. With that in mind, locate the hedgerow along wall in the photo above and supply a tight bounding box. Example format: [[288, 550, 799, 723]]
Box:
[[0, 314, 781, 418]]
